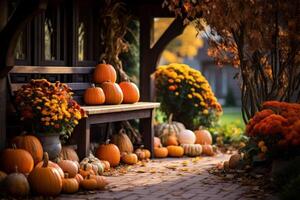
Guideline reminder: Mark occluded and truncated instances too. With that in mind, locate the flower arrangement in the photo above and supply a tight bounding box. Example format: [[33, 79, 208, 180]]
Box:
[[154, 63, 222, 129], [245, 101, 300, 159], [15, 79, 86, 140]]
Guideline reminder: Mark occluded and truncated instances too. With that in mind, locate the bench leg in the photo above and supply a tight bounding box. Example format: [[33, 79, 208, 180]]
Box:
[[140, 110, 154, 158], [77, 118, 90, 159]]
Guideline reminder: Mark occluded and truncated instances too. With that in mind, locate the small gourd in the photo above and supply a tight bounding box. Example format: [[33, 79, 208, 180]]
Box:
[[181, 144, 202, 157], [121, 153, 138, 165], [62, 173, 79, 194], [80, 175, 98, 190], [178, 129, 196, 144], [201, 145, 215, 156], [92, 175, 109, 190], [154, 146, 168, 158], [167, 145, 184, 157]]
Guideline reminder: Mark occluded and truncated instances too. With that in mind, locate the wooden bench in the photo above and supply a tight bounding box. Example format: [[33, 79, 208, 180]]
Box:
[[9, 66, 160, 159]]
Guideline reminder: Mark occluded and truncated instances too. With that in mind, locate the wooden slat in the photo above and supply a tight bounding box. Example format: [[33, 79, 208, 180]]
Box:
[[10, 66, 94, 74], [82, 102, 160, 115], [10, 82, 91, 92]]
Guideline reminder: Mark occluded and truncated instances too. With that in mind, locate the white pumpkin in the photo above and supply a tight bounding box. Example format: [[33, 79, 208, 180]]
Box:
[[178, 129, 196, 144]]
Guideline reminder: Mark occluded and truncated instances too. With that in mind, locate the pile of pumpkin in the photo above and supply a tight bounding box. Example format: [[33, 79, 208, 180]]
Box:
[[154, 116, 215, 158], [96, 129, 151, 166], [0, 135, 110, 197], [84, 62, 140, 105]]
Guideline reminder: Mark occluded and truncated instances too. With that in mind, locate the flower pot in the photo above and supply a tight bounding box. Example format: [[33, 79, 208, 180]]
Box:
[[36, 133, 62, 160]]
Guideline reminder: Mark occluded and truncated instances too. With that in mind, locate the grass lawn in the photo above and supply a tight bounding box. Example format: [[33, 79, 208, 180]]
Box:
[[219, 107, 245, 128]]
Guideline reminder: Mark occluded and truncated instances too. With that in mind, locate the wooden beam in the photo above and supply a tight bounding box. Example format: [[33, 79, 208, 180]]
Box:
[[0, 0, 8, 150], [0, 0, 48, 77]]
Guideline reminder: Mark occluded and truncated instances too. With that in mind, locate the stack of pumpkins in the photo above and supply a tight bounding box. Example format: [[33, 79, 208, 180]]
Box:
[[0, 135, 109, 197], [84, 62, 140, 105], [154, 116, 215, 158], [95, 129, 151, 166]]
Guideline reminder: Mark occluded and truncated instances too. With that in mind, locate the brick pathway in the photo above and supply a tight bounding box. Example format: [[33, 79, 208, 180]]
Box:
[[59, 153, 277, 200]]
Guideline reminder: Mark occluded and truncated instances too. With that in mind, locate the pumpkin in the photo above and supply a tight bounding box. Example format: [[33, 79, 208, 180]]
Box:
[[93, 62, 117, 83], [0, 171, 7, 186], [121, 153, 138, 165], [154, 137, 162, 148], [1, 144, 34, 174], [100, 160, 110, 171], [111, 129, 133, 153], [36, 158, 64, 179], [166, 135, 179, 146], [62, 173, 79, 194], [96, 140, 120, 167], [4, 167, 30, 197], [154, 147, 168, 158], [91, 175, 109, 190], [79, 164, 95, 178], [142, 149, 151, 159], [101, 82, 123, 104], [80, 154, 104, 175], [178, 129, 196, 144], [195, 129, 212, 145], [119, 81, 140, 103], [80, 175, 97, 190], [134, 149, 146, 160], [11, 134, 43, 165], [167, 146, 184, 157], [57, 160, 78, 178], [74, 173, 83, 184], [229, 154, 242, 169], [59, 146, 79, 162], [201, 145, 214, 156], [155, 114, 186, 146], [83, 84, 105, 105], [28, 153, 62, 196], [181, 144, 202, 157]]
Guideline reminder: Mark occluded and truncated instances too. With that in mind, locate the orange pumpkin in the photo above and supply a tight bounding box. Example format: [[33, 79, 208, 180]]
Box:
[[36, 158, 64, 179], [119, 81, 140, 103], [28, 153, 62, 196], [80, 175, 98, 190], [93, 63, 117, 83], [121, 153, 138, 165], [154, 147, 168, 158], [167, 145, 184, 157], [195, 129, 212, 145], [166, 135, 179, 146], [83, 84, 105, 105], [11, 134, 43, 165], [96, 140, 120, 167], [1, 144, 34, 174], [62, 173, 79, 194], [101, 82, 123, 104], [57, 160, 78, 178]]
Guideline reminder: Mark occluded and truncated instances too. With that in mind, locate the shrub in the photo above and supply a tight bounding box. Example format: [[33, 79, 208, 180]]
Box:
[[154, 63, 222, 129]]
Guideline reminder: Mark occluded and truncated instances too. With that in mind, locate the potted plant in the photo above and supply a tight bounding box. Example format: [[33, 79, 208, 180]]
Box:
[[14, 79, 86, 160]]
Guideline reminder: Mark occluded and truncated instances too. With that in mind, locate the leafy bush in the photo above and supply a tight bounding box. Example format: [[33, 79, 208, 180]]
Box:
[[209, 120, 247, 145], [154, 63, 222, 129]]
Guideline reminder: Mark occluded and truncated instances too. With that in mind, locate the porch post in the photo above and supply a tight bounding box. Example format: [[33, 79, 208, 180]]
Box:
[[0, 0, 8, 150]]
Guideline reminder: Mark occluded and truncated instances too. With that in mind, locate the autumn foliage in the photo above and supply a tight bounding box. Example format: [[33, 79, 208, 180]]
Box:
[[164, 0, 300, 122]]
